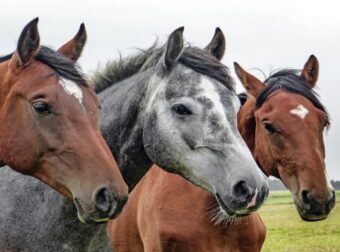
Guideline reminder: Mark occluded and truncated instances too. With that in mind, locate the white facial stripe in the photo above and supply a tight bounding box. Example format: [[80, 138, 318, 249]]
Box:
[[59, 79, 83, 105], [290, 104, 309, 119], [200, 76, 228, 125], [145, 76, 166, 113]]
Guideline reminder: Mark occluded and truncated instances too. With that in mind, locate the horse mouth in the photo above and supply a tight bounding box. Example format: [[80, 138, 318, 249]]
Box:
[[215, 193, 251, 217], [294, 198, 330, 222], [74, 198, 112, 224], [299, 213, 328, 222], [296, 206, 329, 222]]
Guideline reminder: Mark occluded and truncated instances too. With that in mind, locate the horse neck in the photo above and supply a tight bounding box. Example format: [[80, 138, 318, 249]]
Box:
[[98, 71, 153, 191]]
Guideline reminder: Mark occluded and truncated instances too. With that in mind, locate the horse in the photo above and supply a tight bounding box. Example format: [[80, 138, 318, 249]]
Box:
[[235, 56, 335, 220], [95, 26, 268, 210], [109, 165, 266, 252], [0, 18, 129, 226], [0, 27, 268, 251], [108, 36, 335, 251]]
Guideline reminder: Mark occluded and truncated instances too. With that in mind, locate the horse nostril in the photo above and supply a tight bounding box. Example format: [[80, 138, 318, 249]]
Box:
[[232, 180, 253, 202], [93, 187, 113, 213], [301, 190, 310, 205]]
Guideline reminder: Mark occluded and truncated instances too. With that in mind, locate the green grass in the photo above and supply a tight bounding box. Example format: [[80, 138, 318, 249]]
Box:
[[260, 191, 340, 252]]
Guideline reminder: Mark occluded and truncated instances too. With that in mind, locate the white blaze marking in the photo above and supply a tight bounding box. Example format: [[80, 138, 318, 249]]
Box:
[[59, 79, 83, 105], [145, 75, 167, 114], [200, 76, 228, 125], [290, 104, 309, 119]]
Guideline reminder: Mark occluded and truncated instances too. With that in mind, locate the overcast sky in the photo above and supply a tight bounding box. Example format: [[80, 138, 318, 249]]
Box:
[[1, 0, 339, 179]]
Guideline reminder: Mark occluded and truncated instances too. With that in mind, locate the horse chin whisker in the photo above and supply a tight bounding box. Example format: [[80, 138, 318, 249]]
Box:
[[206, 203, 234, 227], [232, 214, 250, 225]]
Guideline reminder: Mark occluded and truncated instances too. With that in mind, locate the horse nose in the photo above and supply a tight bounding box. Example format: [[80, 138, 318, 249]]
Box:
[[301, 190, 335, 215], [93, 186, 114, 213], [231, 180, 254, 204], [92, 186, 128, 218]]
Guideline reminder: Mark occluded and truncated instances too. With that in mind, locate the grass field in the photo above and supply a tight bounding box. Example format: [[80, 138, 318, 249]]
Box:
[[260, 190, 340, 252]]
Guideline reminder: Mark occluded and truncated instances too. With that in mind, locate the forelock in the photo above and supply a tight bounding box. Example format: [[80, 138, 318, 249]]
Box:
[[256, 69, 330, 128]]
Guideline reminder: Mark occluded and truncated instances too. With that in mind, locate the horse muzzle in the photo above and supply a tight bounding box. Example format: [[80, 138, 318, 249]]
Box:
[[215, 182, 269, 217], [296, 189, 335, 221], [74, 187, 128, 224]]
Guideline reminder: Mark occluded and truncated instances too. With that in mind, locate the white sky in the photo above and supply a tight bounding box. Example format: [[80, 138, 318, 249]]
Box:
[[1, 0, 339, 179]]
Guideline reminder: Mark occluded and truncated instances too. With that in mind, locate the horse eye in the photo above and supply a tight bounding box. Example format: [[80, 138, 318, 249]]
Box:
[[172, 104, 192, 116], [33, 101, 52, 115], [237, 93, 247, 106], [263, 121, 277, 134]]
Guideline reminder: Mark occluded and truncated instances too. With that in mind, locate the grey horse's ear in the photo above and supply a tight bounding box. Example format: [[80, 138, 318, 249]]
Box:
[[301, 55, 319, 88], [163, 27, 184, 70], [16, 17, 40, 66], [57, 23, 87, 62], [205, 27, 225, 61]]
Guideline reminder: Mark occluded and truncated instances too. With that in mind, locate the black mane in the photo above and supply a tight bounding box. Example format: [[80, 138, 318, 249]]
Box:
[[92, 42, 234, 93], [256, 69, 330, 127], [0, 46, 86, 85], [36, 46, 86, 85]]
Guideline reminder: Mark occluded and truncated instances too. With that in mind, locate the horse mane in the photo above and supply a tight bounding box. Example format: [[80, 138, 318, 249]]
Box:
[[91, 42, 160, 93], [92, 41, 234, 94], [36, 46, 86, 85], [256, 69, 330, 127], [0, 46, 86, 86]]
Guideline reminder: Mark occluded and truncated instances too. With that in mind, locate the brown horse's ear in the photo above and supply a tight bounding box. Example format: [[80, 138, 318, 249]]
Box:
[[234, 62, 265, 98], [57, 23, 87, 62], [163, 27, 184, 70], [301, 55, 319, 88], [205, 27, 225, 61], [15, 17, 40, 66]]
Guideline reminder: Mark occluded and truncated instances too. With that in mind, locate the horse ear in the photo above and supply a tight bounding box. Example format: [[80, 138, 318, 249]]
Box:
[[14, 17, 40, 66], [57, 23, 87, 62], [301, 55, 319, 88], [163, 27, 184, 70], [234, 62, 265, 98], [205, 27, 225, 61]]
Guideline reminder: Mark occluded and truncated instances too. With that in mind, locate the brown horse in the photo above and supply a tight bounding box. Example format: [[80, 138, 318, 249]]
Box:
[[109, 165, 266, 252], [108, 31, 334, 251], [0, 18, 128, 223], [235, 56, 334, 220]]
